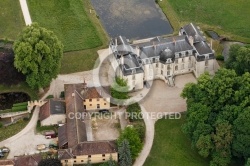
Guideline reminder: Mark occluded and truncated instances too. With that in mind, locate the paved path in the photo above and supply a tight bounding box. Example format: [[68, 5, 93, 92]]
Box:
[[133, 105, 154, 166], [19, 0, 32, 25]]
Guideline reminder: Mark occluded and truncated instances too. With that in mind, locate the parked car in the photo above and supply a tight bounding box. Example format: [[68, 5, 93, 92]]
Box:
[[44, 130, 56, 139], [1, 148, 10, 153], [98, 109, 109, 113], [0, 152, 4, 158], [37, 144, 46, 150]]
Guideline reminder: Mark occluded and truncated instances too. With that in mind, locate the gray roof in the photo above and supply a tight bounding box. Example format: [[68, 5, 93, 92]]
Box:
[[138, 35, 193, 60], [120, 53, 144, 76], [194, 41, 213, 55], [50, 100, 65, 115], [182, 23, 205, 43]]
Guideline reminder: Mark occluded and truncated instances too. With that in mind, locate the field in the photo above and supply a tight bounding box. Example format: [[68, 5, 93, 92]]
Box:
[[144, 116, 209, 166], [0, 0, 25, 40], [160, 0, 250, 43], [27, 0, 104, 52]]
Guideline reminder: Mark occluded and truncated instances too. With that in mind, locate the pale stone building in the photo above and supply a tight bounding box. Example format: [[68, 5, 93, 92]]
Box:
[[109, 23, 215, 90]]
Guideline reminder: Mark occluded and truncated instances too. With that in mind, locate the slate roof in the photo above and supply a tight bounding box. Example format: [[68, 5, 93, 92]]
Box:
[[14, 154, 42, 166], [137, 35, 193, 61], [182, 23, 205, 43], [39, 99, 65, 121], [120, 53, 144, 76], [194, 41, 213, 55]]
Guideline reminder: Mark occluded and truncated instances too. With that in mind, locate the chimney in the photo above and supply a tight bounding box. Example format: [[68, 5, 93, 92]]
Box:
[[188, 36, 194, 46], [136, 46, 140, 56], [210, 39, 213, 50], [115, 38, 117, 47], [121, 55, 124, 65], [172, 37, 176, 45], [153, 41, 156, 50]]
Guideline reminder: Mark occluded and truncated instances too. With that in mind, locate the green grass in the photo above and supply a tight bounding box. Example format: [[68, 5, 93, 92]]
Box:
[[0, 0, 25, 40], [160, 0, 250, 43], [0, 82, 38, 100], [0, 120, 29, 142], [27, 0, 104, 52], [144, 115, 209, 166]]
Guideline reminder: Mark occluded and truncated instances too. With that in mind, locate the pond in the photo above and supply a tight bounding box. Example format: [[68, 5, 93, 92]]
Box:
[[0, 92, 30, 110], [91, 0, 173, 40]]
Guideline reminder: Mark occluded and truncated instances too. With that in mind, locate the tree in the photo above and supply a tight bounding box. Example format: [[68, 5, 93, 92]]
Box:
[[38, 159, 62, 166], [13, 23, 63, 90], [99, 155, 117, 166], [111, 77, 129, 104], [118, 139, 132, 166], [126, 102, 141, 121], [225, 44, 250, 75], [245, 158, 250, 166], [117, 126, 143, 160], [182, 69, 250, 165]]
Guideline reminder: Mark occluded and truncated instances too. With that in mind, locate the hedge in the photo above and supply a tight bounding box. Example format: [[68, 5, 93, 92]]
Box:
[[11, 105, 27, 112], [13, 102, 28, 107]]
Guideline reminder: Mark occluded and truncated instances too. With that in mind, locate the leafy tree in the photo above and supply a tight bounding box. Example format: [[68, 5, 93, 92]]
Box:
[[134, 122, 146, 142], [126, 102, 141, 121], [182, 69, 250, 165], [118, 126, 143, 160], [13, 23, 63, 90], [225, 44, 250, 75], [118, 139, 132, 166], [38, 159, 62, 166], [111, 77, 129, 104], [99, 155, 117, 166], [246, 158, 250, 166]]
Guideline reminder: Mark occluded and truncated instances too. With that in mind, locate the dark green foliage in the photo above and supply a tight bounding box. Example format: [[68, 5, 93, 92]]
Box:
[[216, 55, 224, 61], [99, 155, 117, 166], [111, 77, 129, 104], [118, 127, 143, 160], [0, 122, 3, 128], [225, 44, 250, 75], [134, 122, 146, 142], [118, 139, 132, 166], [46, 95, 54, 99], [182, 69, 250, 165], [38, 159, 62, 166], [13, 23, 63, 89], [246, 158, 250, 166], [126, 103, 141, 121]]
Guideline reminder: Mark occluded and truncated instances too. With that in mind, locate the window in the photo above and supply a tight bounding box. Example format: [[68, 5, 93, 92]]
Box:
[[161, 70, 163, 75], [89, 99, 92, 102], [162, 64, 164, 69], [88, 155, 91, 158], [104, 103, 106, 105], [103, 159, 106, 161], [90, 104, 92, 106], [83, 99, 86, 102], [97, 98, 99, 101], [167, 71, 170, 75], [167, 65, 170, 70], [97, 104, 100, 109], [175, 59, 178, 64], [182, 58, 184, 63], [132, 74, 135, 80], [181, 64, 184, 70], [189, 56, 191, 61], [81, 160, 84, 162], [156, 63, 158, 68], [102, 154, 105, 157], [74, 161, 76, 163], [65, 160, 68, 163], [73, 156, 76, 159], [175, 65, 178, 71]]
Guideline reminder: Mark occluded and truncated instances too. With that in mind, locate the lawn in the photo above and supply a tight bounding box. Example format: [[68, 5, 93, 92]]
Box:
[[0, 0, 25, 40], [0, 120, 29, 142], [144, 115, 209, 166], [159, 0, 250, 43], [27, 0, 104, 52]]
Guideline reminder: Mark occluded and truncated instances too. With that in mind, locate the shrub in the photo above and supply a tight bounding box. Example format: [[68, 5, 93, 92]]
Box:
[[134, 122, 146, 142], [13, 102, 28, 107], [216, 54, 224, 61], [0, 122, 3, 128], [126, 103, 141, 122], [11, 105, 27, 112]]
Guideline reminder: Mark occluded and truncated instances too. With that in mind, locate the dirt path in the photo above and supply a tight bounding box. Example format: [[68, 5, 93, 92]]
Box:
[[19, 0, 32, 25]]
